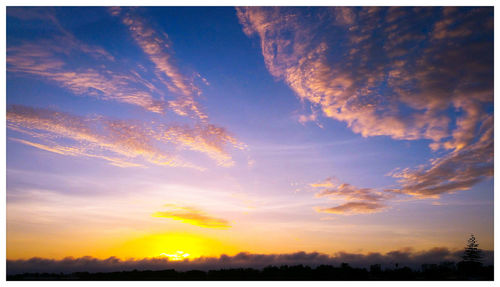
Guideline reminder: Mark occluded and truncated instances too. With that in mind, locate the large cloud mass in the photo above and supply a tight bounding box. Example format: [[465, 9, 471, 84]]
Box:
[[237, 7, 493, 198]]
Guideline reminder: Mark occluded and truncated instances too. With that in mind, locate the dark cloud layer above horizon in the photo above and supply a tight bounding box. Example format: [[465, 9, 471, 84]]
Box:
[[7, 248, 493, 275]]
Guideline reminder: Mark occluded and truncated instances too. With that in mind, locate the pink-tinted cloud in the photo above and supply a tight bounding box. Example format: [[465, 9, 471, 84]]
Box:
[[315, 183, 391, 202], [332, 7, 356, 26], [7, 8, 246, 169], [8, 7, 207, 119], [387, 115, 493, 198], [312, 179, 391, 215], [237, 7, 491, 143], [115, 8, 207, 120], [7, 43, 164, 114], [159, 124, 246, 167], [9, 138, 142, 168], [7, 9, 244, 167], [238, 7, 492, 197], [315, 202, 386, 215], [7, 8, 114, 62], [7, 105, 243, 169], [7, 105, 186, 168]]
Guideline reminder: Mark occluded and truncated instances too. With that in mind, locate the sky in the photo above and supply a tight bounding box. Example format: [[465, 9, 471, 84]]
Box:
[[6, 6, 493, 267]]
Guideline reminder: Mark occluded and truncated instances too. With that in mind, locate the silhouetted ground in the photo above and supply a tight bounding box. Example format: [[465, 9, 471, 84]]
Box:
[[7, 262, 493, 281]]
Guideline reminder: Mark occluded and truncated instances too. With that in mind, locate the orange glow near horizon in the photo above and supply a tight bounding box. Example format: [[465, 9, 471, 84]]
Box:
[[7, 231, 241, 260], [103, 233, 239, 260]]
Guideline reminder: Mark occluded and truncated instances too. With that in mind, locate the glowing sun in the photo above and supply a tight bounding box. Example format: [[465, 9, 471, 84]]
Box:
[[160, 251, 190, 261]]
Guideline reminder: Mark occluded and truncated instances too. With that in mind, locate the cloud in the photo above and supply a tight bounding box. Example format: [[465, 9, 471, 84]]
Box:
[[7, 105, 185, 168], [312, 119, 492, 202], [309, 177, 337, 188], [312, 179, 392, 215], [332, 7, 356, 26], [7, 105, 243, 169], [237, 7, 493, 197], [7, 248, 493, 275], [7, 7, 207, 119], [316, 183, 391, 202], [9, 138, 142, 168], [7, 8, 246, 168], [7, 42, 165, 114], [115, 7, 207, 121], [158, 124, 246, 167], [7, 31, 165, 114], [387, 116, 493, 198], [315, 202, 385, 215], [237, 7, 492, 144], [7, 7, 115, 62], [8, 7, 58, 22], [152, 204, 231, 229]]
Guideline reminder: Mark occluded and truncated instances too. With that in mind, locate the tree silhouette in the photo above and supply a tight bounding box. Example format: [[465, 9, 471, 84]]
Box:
[[462, 234, 482, 263]]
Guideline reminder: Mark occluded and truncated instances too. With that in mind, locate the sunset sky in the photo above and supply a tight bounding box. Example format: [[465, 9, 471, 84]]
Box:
[[6, 6, 493, 263]]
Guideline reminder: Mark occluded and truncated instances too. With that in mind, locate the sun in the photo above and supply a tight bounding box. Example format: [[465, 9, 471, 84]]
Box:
[[160, 251, 190, 261], [103, 232, 239, 259]]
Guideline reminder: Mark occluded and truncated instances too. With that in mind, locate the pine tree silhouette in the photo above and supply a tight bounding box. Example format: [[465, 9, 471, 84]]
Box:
[[462, 234, 482, 263]]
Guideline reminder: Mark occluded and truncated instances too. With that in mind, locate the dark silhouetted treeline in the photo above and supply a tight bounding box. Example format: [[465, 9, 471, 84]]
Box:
[[7, 261, 493, 281]]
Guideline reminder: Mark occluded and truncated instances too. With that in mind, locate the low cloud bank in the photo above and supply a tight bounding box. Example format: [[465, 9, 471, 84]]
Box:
[[7, 248, 493, 275]]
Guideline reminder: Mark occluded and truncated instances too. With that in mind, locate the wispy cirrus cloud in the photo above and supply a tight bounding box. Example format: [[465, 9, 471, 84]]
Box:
[[7, 8, 246, 169], [7, 39, 165, 114], [113, 7, 208, 121], [7, 105, 243, 169], [7, 7, 202, 116], [7, 105, 186, 168], [152, 204, 231, 229], [238, 7, 493, 198], [7, 7, 115, 62], [9, 138, 143, 168], [315, 202, 386, 215], [158, 124, 246, 167]]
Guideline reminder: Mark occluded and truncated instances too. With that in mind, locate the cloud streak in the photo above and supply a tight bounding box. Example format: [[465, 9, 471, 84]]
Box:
[[311, 179, 392, 215], [9, 138, 143, 168], [114, 7, 208, 121], [315, 202, 385, 215], [7, 7, 220, 122], [7, 36, 165, 114], [158, 124, 246, 167], [152, 204, 231, 229], [7, 105, 184, 168], [7, 105, 243, 168]]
